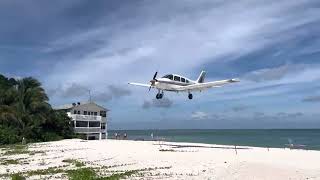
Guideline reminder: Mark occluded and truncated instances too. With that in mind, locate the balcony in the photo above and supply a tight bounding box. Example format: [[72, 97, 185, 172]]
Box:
[[69, 114, 106, 122], [74, 127, 103, 134]]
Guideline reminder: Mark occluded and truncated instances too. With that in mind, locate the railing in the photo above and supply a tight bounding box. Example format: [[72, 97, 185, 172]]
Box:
[[69, 114, 105, 121], [74, 127, 102, 133]]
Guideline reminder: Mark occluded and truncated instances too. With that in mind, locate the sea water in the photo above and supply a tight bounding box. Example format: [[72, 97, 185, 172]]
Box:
[[108, 129, 320, 150]]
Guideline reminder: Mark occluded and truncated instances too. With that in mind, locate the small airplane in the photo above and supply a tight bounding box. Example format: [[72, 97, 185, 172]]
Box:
[[128, 71, 239, 99]]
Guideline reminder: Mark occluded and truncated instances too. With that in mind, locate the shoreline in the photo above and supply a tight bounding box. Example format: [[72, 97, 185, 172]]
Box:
[[1, 139, 320, 179]]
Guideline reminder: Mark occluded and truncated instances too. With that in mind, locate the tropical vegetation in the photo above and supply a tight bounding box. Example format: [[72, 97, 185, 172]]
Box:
[[0, 74, 74, 145]]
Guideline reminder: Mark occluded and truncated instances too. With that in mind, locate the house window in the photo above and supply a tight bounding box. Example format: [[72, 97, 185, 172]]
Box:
[[84, 111, 87, 115], [174, 76, 180, 81], [76, 121, 88, 127], [100, 111, 106, 117], [77, 111, 81, 114], [94, 112, 97, 116], [89, 121, 100, 127], [73, 110, 77, 114], [101, 123, 106, 130]]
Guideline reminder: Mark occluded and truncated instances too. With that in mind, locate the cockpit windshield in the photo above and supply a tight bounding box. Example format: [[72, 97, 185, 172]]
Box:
[[162, 74, 173, 80]]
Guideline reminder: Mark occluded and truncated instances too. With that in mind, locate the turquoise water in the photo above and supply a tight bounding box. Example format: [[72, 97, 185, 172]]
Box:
[[108, 129, 320, 150]]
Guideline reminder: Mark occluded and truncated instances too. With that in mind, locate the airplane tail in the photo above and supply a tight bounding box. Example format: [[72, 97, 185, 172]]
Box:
[[196, 71, 206, 83]]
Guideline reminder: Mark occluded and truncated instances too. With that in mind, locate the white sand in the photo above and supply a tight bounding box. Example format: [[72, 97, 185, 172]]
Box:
[[1, 139, 320, 179]]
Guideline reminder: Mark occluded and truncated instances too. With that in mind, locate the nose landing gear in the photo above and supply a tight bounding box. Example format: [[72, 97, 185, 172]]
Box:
[[188, 93, 193, 100]]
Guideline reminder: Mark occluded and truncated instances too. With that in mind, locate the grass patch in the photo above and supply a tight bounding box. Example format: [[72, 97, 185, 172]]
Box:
[[0, 159, 19, 165], [2, 145, 29, 156], [28, 151, 45, 156], [26, 167, 65, 176], [62, 159, 85, 167], [67, 168, 97, 180], [67, 168, 140, 180], [102, 170, 139, 180], [11, 173, 26, 180]]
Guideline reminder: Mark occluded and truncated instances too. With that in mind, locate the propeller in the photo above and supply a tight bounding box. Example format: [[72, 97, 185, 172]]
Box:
[[149, 71, 158, 91]]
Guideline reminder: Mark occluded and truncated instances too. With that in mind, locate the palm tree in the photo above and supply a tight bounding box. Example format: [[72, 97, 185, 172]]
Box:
[[14, 78, 52, 141], [1, 75, 74, 144], [0, 77, 51, 142]]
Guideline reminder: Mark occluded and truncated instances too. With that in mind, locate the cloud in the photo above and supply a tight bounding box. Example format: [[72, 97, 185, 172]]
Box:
[[191, 111, 209, 120], [232, 105, 250, 112], [254, 112, 304, 120], [142, 98, 173, 109], [51, 83, 130, 103], [302, 96, 320, 103], [275, 112, 304, 119], [253, 112, 266, 118], [243, 64, 305, 82], [60, 83, 89, 98], [107, 85, 131, 98]]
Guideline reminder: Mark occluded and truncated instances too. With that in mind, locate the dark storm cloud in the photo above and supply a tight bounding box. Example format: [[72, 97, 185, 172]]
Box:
[[142, 98, 173, 109]]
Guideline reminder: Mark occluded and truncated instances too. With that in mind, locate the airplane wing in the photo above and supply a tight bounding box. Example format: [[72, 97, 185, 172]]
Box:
[[176, 79, 239, 91], [128, 82, 151, 88]]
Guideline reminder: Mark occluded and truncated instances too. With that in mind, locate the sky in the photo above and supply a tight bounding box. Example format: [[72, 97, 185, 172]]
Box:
[[0, 0, 320, 129]]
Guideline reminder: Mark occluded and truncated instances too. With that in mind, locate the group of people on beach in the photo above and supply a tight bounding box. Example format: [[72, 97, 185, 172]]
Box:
[[113, 132, 127, 140]]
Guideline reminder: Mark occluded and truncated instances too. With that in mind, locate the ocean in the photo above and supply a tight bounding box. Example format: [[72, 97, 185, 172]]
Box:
[[108, 129, 320, 150]]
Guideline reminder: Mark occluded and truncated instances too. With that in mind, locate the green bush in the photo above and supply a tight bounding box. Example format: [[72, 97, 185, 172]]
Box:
[[0, 126, 20, 145]]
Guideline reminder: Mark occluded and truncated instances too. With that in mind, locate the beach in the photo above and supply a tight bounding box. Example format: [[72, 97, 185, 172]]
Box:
[[1, 139, 320, 180]]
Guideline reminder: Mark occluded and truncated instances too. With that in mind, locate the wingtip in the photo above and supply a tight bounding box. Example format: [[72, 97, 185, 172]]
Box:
[[231, 78, 240, 82]]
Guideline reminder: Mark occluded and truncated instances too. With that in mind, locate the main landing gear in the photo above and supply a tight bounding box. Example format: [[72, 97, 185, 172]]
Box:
[[156, 91, 164, 99], [188, 93, 193, 100]]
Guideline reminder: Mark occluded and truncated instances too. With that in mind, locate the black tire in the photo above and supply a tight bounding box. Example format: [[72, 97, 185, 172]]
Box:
[[159, 93, 163, 99], [188, 94, 193, 99], [156, 94, 160, 99]]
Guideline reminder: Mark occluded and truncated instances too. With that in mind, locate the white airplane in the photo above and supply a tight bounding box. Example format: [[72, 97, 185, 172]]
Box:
[[128, 71, 239, 99]]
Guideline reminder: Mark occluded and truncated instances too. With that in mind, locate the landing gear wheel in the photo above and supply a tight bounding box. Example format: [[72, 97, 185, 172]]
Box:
[[188, 93, 193, 100], [156, 93, 163, 99]]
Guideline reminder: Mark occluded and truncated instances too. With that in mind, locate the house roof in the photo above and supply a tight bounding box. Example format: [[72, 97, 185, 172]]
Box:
[[54, 101, 109, 111]]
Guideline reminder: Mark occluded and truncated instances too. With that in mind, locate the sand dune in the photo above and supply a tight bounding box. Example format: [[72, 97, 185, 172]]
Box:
[[1, 139, 320, 179]]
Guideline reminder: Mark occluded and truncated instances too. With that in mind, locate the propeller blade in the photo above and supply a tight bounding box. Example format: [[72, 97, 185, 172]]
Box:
[[153, 71, 158, 80], [149, 86, 152, 91]]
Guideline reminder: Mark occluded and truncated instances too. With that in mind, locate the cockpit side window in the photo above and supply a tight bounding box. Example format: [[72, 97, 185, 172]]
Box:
[[174, 76, 180, 81], [186, 79, 189, 83], [163, 74, 173, 80], [181, 78, 186, 83]]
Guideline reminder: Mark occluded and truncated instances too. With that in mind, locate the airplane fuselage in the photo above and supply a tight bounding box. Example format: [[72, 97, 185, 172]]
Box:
[[154, 76, 195, 91]]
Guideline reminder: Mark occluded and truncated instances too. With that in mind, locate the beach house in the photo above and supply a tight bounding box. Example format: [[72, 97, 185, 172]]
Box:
[[55, 102, 109, 140]]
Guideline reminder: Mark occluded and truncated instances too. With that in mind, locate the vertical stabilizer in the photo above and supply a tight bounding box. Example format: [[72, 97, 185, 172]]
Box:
[[196, 71, 206, 83]]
